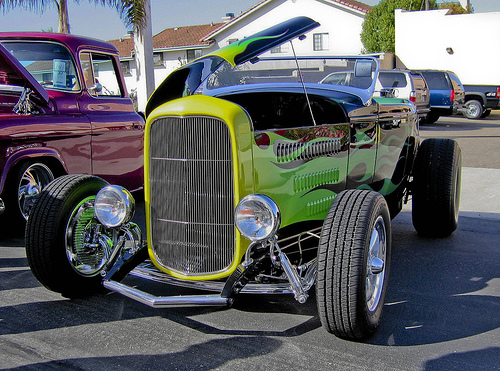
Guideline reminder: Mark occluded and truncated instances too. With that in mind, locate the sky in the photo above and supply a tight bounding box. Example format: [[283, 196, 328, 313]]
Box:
[[0, 0, 499, 41]]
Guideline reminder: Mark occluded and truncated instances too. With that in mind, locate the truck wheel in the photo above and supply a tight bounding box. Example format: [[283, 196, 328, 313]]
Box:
[[464, 100, 483, 119], [412, 139, 461, 237], [425, 111, 440, 124], [480, 109, 491, 118], [317, 190, 391, 340], [26, 174, 109, 298], [4, 161, 55, 225]]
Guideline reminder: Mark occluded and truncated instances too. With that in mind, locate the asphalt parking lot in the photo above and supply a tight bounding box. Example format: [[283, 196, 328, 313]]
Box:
[[1, 112, 499, 370]]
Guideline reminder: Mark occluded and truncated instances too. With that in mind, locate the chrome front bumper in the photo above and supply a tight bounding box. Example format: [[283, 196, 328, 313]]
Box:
[[103, 280, 232, 308]]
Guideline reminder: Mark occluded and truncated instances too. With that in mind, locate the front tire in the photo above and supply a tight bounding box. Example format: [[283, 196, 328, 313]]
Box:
[[464, 100, 483, 119], [316, 190, 392, 340], [26, 175, 109, 297], [412, 139, 461, 237]]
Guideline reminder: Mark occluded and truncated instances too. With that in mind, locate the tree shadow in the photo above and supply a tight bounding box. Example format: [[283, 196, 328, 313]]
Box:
[[423, 347, 500, 371]]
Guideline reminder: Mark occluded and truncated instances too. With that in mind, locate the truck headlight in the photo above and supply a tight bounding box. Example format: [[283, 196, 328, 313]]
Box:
[[94, 185, 135, 228], [235, 194, 280, 241]]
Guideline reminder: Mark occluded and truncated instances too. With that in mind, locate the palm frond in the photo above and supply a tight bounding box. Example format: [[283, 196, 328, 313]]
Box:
[[0, 0, 55, 14], [90, 0, 146, 29]]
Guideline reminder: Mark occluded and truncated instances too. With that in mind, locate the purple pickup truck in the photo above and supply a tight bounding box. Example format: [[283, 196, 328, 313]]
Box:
[[0, 32, 144, 227]]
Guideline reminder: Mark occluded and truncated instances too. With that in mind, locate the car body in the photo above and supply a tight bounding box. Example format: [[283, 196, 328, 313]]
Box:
[[0, 32, 144, 224], [417, 70, 465, 123], [26, 18, 462, 340], [374, 70, 430, 121]]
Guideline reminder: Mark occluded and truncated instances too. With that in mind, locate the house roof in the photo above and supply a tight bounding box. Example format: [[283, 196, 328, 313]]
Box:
[[108, 0, 371, 59], [202, 0, 371, 41], [108, 23, 224, 58]]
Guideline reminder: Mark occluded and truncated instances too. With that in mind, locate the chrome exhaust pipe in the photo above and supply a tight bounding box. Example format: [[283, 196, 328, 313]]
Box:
[[103, 280, 232, 308]]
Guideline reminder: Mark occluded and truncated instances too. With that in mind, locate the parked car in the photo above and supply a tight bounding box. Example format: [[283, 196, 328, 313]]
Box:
[[374, 69, 430, 121], [26, 18, 461, 341], [0, 33, 144, 226], [417, 70, 466, 123]]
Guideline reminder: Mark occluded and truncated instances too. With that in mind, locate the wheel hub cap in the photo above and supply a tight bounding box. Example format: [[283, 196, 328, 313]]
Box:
[[366, 216, 387, 313]]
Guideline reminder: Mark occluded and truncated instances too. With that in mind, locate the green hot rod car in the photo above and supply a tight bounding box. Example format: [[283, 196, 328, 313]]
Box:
[[26, 17, 461, 340]]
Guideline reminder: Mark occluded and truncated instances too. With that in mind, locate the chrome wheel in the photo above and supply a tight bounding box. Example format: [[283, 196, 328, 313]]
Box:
[[65, 197, 111, 277], [366, 216, 387, 313], [18, 163, 54, 220]]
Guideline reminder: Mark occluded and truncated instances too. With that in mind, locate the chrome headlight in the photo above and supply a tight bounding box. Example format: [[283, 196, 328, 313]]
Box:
[[235, 194, 280, 241], [94, 185, 135, 228]]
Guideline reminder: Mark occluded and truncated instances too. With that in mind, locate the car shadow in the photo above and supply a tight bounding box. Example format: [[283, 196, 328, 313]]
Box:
[[1, 336, 283, 370], [368, 211, 500, 346], [0, 211, 498, 346]]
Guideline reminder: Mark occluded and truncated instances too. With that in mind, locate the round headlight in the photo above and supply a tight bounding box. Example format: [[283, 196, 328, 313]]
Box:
[[235, 194, 280, 241], [94, 185, 135, 228]]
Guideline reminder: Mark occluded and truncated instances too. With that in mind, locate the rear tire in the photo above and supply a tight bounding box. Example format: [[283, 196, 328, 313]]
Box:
[[412, 139, 461, 237], [316, 190, 392, 340], [464, 100, 483, 119], [480, 109, 491, 118], [424, 111, 440, 124], [26, 175, 109, 297]]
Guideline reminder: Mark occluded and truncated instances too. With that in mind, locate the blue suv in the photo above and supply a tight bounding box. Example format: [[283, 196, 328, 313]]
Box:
[[418, 70, 465, 123]]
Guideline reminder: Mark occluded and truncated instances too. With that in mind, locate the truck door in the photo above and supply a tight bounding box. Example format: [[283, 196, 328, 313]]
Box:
[[77, 51, 144, 191]]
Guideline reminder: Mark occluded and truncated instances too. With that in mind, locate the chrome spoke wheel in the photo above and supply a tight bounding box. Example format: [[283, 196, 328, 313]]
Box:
[[366, 216, 387, 314], [17, 163, 54, 220], [65, 197, 111, 277]]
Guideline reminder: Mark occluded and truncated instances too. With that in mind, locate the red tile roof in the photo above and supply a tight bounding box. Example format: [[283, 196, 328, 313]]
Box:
[[108, 0, 371, 58]]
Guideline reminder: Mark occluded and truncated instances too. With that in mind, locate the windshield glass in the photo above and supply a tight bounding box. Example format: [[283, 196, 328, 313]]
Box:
[[1, 41, 80, 91], [202, 56, 377, 92]]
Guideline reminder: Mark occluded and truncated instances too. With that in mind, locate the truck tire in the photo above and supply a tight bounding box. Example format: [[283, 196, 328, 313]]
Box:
[[424, 111, 440, 124], [0, 161, 55, 234], [26, 174, 109, 298], [464, 100, 483, 119], [480, 109, 491, 118], [412, 139, 461, 237], [317, 190, 391, 340]]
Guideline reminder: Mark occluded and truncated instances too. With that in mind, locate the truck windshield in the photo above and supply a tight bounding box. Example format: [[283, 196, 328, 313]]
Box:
[[1, 41, 80, 92]]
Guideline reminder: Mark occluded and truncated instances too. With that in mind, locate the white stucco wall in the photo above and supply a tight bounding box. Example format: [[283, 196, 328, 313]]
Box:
[[395, 9, 500, 85]]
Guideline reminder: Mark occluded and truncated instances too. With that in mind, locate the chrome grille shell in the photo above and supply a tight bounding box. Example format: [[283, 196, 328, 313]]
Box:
[[148, 116, 235, 276]]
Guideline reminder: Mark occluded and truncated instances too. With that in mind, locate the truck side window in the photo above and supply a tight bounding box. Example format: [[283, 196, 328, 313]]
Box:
[[80, 52, 123, 97]]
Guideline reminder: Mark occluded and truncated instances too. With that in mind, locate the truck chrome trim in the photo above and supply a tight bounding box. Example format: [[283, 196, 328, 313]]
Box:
[[103, 280, 231, 308]]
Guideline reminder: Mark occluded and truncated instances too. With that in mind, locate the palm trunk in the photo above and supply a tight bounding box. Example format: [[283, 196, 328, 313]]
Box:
[[58, 0, 70, 33]]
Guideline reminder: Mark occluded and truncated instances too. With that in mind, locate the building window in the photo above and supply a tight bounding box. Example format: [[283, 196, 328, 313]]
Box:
[[120, 61, 130, 75], [153, 52, 163, 66], [313, 33, 329, 51], [186, 49, 202, 62], [271, 43, 290, 54]]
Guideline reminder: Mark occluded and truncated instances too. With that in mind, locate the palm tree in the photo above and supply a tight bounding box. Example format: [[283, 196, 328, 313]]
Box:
[[0, 0, 146, 34]]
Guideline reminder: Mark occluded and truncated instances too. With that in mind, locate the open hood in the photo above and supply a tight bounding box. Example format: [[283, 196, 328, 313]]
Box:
[[146, 16, 320, 116], [0, 42, 50, 105]]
